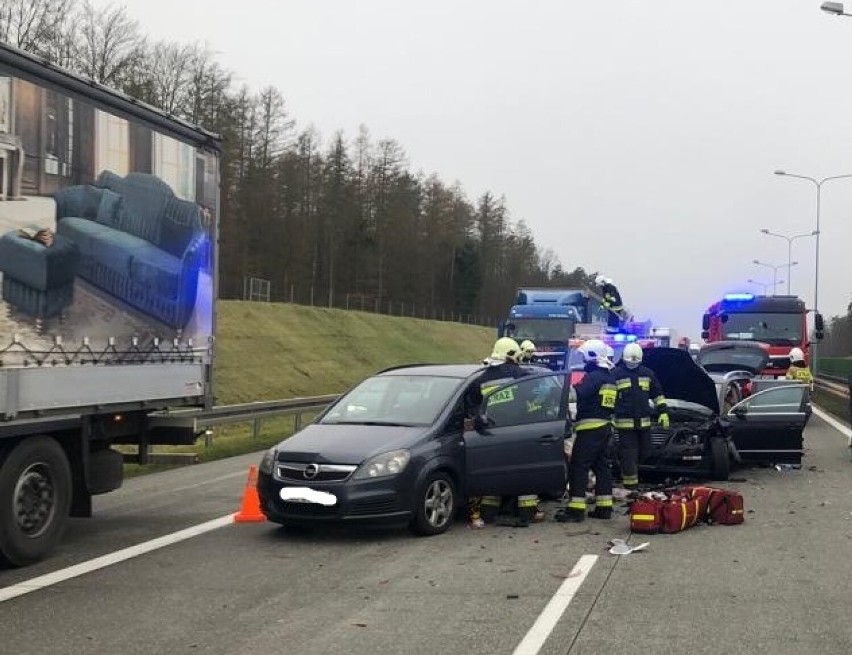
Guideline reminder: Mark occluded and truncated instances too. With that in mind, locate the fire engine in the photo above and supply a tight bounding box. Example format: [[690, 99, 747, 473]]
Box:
[[700, 294, 823, 377]]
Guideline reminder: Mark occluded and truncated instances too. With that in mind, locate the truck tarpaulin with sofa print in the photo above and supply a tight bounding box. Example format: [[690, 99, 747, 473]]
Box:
[[0, 41, 220, 567]]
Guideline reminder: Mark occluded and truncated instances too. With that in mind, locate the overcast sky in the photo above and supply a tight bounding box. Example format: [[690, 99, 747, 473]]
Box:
[[116, 0, 852, 338]]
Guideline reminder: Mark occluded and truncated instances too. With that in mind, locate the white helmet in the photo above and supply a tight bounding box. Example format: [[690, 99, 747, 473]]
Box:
[[789, 347, 805, 364], [595, 274, 606, 287], [622, 343, 643, 369], [519, 340, 536, 360], [579, 339, 609, 366]]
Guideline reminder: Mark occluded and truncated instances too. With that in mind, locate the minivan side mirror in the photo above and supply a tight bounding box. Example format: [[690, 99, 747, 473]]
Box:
[[701, 314, 710, 331]]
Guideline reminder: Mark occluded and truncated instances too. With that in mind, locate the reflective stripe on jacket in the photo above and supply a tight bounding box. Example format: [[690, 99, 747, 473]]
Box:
[[574, 364, 615, 431], [613, 362, 667, 431]]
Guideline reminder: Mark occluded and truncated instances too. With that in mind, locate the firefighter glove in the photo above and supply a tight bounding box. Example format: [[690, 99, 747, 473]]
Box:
[[658, 413, 670, 429]]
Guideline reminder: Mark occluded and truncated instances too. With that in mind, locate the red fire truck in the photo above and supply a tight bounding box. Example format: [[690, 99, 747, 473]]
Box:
[[701, 294, 823, 377]]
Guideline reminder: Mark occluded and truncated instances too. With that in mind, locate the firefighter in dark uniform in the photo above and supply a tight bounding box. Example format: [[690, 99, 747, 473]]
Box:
[[555, 339, 617, 523], [613, 343, 669, 490], [595, 275, 625, 331], [465, 337, 535, 528]]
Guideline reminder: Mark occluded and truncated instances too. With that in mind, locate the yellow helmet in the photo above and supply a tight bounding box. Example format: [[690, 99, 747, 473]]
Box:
[[519, 340, 536, 361], [486, 337, 521, 365]]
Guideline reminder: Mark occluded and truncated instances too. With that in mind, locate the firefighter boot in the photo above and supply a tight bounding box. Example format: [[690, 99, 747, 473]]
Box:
[[479, 496, 502, 524], [589, 496, 613, 519], [554, 498, 587, 523], [588, 507, 613, 519]]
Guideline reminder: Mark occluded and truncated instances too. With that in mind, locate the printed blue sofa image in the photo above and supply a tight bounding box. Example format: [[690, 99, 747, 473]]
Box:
[[54, 171, 207, 331]]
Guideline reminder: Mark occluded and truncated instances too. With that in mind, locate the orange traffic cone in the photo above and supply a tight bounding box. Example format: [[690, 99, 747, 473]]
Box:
[[234, 465, 266, 523]]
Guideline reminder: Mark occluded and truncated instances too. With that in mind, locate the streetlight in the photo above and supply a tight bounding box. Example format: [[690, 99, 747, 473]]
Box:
[[747, 278, 774, 295], [759, 228, 817, 294], [753, 259, 796, 295], [773, 169, 852, 317], [821, 2, 852, 16]]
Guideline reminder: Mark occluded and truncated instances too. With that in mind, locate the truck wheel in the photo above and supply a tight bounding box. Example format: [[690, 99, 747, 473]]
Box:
[[0, 436, 72, 566], [709, 437, 730, 481]]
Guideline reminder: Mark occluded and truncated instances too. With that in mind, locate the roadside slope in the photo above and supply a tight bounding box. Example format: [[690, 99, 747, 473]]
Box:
[[214, 301, 496, 403]]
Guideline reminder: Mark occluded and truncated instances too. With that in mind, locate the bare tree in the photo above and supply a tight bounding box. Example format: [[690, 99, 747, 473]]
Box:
[[76, 0, 144, 87], [0, 0, 72, 54]]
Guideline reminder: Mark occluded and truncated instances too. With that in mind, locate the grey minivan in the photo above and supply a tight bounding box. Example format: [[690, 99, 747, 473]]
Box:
[[257, 364, 569, 535]]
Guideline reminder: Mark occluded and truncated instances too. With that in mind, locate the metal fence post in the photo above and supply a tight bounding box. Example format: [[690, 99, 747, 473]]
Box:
[[295, 412, 303, 432], [252, 418, 261, 438]]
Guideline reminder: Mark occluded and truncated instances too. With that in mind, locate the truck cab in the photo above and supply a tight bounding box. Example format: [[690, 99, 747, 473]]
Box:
[[701, 294, 820, 378]]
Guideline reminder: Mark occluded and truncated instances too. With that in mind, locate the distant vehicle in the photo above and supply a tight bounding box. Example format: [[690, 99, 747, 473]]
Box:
[[498, 288, 609, 371], [257, 365, 570, 535], [701, 294, 822, 377]]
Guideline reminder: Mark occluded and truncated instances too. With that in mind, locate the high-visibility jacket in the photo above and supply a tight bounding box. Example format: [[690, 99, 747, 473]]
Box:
[[573, 363, 616, 431], [600, 282, 624, 312], [613, 362, 667, 430], [785, 363, 814, 390], [465, 362, 529, 416]]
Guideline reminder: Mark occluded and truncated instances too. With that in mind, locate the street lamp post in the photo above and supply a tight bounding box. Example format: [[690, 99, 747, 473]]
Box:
[[759, 229, 817, 295], [821, 2, 852, 16], [753, 259, 795, 295], [774, 170, 852, 367], [747, 278, 784, 295]]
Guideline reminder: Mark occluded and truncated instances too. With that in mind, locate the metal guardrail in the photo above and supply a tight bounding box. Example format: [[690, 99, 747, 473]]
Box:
[[147, 394, 341, 436], [814, 375, 850, 400]]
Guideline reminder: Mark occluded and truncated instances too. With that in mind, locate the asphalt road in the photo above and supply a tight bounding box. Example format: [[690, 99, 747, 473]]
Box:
[[1, 416, 851, 655]]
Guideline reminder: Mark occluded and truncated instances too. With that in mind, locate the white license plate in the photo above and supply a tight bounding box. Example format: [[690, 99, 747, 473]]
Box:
[[280, 486, 337, 506]]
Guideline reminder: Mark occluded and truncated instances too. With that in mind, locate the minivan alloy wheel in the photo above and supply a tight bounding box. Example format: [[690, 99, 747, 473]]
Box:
[[423, 479, 453, 528]]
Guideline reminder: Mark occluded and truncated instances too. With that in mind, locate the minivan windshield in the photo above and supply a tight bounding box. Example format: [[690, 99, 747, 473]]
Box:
[[321, 375, 463, 427]]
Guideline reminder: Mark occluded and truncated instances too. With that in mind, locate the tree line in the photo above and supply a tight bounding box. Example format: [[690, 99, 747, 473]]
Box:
[[820, 305, 852, 358], [4, 0, 594, 321]]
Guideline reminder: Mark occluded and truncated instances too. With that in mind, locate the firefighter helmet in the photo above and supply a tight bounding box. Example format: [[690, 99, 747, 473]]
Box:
[[578, 339, 608, 365], [519, 340, 536, 360], [595, 274, 607, 287], [622, 343, 643, 369], [486, 337, 521, 365], [789, 347, 805, 364]]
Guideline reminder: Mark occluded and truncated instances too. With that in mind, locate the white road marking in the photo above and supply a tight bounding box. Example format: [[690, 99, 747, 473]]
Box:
[[0, 514, 235, 604], [512, 554, 598, 655], [813, 406, 852, 446]]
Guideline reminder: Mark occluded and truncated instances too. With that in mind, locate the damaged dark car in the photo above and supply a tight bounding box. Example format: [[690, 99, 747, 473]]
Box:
[[626, 347, 811, 482]]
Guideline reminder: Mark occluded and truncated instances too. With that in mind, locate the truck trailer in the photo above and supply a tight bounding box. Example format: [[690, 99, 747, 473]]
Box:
[[0, 43, 220, 565]]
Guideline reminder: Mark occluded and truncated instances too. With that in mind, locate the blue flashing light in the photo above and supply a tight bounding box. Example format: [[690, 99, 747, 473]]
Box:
[[613, 334, 626, 342], [626, 335, 637, 342], [724, 293, 754, 302]]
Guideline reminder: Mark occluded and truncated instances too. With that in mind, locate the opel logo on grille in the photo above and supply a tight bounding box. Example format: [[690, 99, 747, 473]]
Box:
[[303, 463, 319, 480]]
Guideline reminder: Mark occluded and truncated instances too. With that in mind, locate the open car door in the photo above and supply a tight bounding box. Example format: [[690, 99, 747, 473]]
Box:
[[464, 373, 567, 497], [727, 384, 810, 464]]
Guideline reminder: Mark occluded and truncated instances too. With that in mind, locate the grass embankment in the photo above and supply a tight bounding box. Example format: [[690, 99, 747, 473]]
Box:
[[126, 302, 496, 474]]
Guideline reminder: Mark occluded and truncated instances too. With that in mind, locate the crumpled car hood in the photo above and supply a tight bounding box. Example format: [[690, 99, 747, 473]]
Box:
[[642, 347, 720, 415]]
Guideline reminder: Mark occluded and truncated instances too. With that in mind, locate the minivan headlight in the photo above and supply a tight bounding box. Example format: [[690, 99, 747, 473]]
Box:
[[352, 449, 410, 480], [259, 446, 276, 475]]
